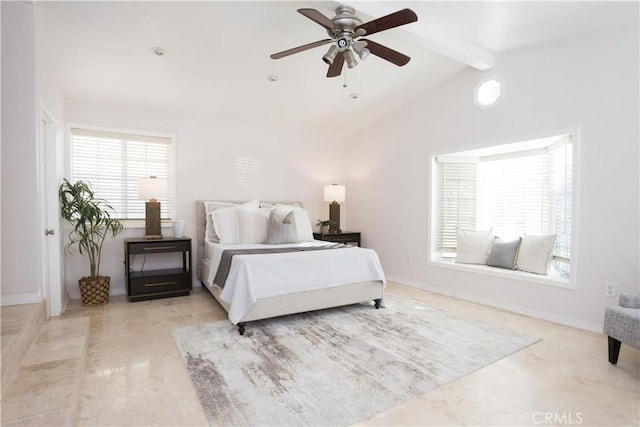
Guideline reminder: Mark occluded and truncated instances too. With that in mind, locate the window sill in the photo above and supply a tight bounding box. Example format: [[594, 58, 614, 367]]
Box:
[[429, 258, 574, 290]]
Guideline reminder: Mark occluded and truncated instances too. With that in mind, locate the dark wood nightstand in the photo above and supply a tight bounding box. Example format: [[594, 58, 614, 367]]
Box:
[[124, 237, 192, 302], [313, 231, 361, 247]]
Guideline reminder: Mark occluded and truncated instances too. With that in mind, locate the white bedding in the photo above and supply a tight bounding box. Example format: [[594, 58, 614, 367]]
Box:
[[205, 240, 386, 324]]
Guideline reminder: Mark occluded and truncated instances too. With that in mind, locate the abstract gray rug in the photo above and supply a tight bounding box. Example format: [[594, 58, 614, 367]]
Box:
[[172, 296, 539, 426]]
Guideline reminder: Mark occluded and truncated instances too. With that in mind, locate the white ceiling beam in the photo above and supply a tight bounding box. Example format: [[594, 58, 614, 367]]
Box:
[[347, 2, 495, 70]]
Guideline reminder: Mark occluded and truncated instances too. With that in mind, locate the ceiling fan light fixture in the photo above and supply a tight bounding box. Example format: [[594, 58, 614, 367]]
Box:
[[344, 49, 358, 69], [271, 6, 417, 79], [352, 41, 369, 60], [323, 45, 338, 65]]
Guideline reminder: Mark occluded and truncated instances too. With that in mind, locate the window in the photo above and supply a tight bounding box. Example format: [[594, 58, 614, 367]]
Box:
[[475, 78, 503, 109], [432, 133, 574, 277], [69, 127, 174, 220]]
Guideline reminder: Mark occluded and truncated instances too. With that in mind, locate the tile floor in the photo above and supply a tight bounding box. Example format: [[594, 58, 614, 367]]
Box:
[[1, 282, 638, 426]]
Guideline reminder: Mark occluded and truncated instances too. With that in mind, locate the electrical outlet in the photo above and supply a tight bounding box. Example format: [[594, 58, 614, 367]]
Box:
[[605, 282, 617, 297]]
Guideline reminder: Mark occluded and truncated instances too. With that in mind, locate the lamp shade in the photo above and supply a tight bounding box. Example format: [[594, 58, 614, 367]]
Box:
[[138, 176, 168, 201], [324, 184, 346, 203]]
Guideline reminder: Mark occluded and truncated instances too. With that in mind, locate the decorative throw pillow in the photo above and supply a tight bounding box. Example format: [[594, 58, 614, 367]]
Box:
[[516, 234, 556, 275], [455, 228, 494, 265], [266, 206, 313, 244], [486, 237, 522, 270], [237, 208, 270, 244]]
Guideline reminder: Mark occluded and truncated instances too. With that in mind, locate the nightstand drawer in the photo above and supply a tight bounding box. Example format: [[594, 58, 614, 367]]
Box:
[[127, 240, 191, 254], [129, 272, 191, 296]]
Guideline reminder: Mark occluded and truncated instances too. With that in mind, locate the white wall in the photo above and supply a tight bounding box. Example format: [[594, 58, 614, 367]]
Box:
[[346, 24, 639, 331], [63, 101, 347, 298], [1, 1, 42, 302]]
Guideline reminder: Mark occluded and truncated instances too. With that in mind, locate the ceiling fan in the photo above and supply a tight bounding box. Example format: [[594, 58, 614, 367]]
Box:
[[270, 5, 418, 78]]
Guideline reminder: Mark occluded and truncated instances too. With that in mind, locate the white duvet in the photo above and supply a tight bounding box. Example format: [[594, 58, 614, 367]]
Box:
[[205, 240, 386, 324]]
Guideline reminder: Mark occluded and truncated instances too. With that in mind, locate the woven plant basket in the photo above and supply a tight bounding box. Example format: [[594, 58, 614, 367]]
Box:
[[78, 276, 110, 307]]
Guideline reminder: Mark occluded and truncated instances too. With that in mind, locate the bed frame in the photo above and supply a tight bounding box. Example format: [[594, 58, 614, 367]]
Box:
[[196, 200, 384, 335]]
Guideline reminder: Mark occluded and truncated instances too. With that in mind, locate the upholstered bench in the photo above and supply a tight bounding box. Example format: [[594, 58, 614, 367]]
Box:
[[603, 294, 640, 364]]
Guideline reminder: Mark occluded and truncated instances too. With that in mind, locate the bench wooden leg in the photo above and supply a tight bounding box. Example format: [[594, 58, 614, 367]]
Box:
[[608, 336, 622, 364]]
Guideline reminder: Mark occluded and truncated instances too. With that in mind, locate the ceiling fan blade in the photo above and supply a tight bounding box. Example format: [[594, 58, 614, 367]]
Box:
[[326, 52, 345, 78], [297, 8, 335, 31], [355, 8, 418, 37], [362, 39, 411, 66], [270, 39, 333, 60]]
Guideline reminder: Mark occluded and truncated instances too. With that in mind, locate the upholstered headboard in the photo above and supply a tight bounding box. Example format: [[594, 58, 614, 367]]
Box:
[[196, 200, 304, 262]]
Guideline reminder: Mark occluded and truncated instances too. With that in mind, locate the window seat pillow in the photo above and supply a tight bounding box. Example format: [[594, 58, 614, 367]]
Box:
[[516, 234, 556, 275], [486, 237, 522, 270], [455, 228, 494, 265]]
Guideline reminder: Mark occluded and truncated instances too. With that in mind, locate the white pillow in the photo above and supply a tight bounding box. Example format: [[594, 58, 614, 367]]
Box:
[[212, 207, 239, 244], [237, 208, 270, 244], [204, 201, 240, 242], [210, 200, 259, 244], [291, 210, 313, 242], [455, 228, 494, 264], [517, 234, 556, 275]]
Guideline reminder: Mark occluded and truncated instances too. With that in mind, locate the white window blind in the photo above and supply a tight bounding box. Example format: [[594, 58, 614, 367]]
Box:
[[437, 161, 477, 251], [478, 154, 552, 240], [434, 135, 573, 275], [551, 142, 572, 275], [70, 128, 173, 220]]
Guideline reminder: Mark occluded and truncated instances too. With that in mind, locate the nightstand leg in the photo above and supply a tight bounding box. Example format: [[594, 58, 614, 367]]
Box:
[[374, 299, 381, 309], [238, 322, 246, 336]]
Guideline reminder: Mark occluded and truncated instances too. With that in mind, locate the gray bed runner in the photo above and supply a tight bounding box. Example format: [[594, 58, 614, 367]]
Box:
[[213, 243, 351, 287]]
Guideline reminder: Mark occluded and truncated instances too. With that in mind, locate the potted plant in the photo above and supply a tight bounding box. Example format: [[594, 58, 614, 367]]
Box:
[[59, 178, 124, 306], [315, 219, 336, 235]]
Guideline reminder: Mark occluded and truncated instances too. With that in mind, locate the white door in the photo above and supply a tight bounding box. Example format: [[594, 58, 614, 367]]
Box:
[[39, 106, 63, 317]]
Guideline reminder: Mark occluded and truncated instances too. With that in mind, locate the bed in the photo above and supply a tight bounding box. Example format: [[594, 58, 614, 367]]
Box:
[[196, 200, 386, 335]]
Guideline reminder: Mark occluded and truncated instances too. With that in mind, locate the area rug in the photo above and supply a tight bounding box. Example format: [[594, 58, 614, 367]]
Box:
[[172, 295, 540, 426]]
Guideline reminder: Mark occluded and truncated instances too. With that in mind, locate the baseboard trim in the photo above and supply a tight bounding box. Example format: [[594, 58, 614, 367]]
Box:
[[387, 276, 602, 334], [1, 292, 42, 306]]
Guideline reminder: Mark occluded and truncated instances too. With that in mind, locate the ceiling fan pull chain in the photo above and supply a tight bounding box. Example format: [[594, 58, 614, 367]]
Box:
[[343, 68, 348, 88]]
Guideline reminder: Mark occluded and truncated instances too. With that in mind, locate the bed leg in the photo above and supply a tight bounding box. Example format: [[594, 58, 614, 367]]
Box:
[[374, 299, 382, 309], [237, 322, 246, 336]]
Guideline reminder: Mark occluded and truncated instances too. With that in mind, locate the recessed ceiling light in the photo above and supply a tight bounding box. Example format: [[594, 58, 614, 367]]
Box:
[[151, 47, 167, 57], [350, 93, 359, 99], [267, 75, 279, 82]]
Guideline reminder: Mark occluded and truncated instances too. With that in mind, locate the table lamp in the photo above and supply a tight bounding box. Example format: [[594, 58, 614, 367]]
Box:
[[324, 184, 346, 233], [138, 176, 168, 239]]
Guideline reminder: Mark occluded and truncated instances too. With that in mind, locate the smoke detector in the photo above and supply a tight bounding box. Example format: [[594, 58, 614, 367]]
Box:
[[151, 47, 167, 57]]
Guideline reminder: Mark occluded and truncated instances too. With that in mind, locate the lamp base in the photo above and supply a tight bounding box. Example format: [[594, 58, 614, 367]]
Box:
[[329, 201, 341, 233], [145, 201, 163, 239], [143, 234, 163, 240]]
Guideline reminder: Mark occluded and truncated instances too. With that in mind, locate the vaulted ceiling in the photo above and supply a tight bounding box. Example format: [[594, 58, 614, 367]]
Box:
[[38, 1, 638, 139]]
